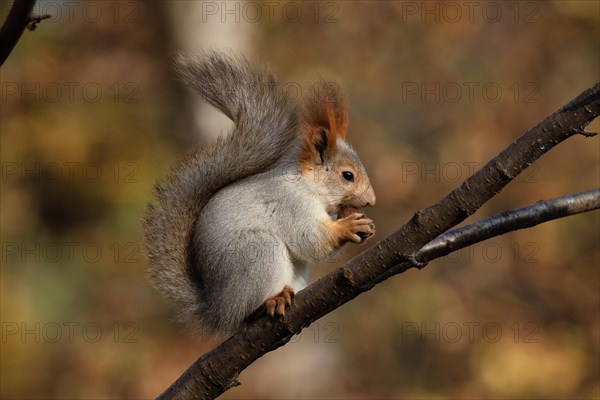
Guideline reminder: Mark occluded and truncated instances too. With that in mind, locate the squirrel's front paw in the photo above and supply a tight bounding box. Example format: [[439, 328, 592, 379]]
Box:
[[337, 213, 375, 244], [263, 285, 294, 318]]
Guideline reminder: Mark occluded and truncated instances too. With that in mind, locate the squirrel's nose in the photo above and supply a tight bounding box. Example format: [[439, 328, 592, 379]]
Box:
[[364, 186, 376, 207]]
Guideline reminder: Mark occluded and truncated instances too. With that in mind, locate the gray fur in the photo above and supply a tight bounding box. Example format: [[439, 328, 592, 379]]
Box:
[[144, 51, 376, 336], [143, 51, 299, 334], [193, 162, 328, 335]]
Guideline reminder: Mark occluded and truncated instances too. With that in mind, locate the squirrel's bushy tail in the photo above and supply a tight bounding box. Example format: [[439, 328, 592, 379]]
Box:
[[143, 51, 298, 330]]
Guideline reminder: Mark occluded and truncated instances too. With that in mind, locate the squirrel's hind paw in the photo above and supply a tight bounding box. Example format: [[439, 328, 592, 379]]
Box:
[[264, 285, 294, 318], [246, 285, 295, 323]]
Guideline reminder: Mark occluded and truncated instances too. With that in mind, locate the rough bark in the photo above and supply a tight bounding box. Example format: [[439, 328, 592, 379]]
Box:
[[157, 82, 600, 400]]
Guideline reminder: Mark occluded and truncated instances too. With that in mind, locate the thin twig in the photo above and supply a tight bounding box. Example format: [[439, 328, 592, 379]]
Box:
[[26, 13, 51, 31], [418, 188, 600, 262], [368, 188, 600, 284]]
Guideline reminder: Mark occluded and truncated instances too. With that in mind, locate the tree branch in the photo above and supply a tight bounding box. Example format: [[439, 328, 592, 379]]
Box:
[[157, 82, 600, 400], [0, 0, 37, 66], [418, 188, 600, 262], [368, 188, 600, 285]]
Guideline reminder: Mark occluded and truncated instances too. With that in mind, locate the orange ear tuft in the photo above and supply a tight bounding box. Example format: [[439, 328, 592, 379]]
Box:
[[299, 80, 348, 167]]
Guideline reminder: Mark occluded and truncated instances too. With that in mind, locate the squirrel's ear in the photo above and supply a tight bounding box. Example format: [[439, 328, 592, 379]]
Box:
[[300, 80, 348, 166], [312, 127, 330, 164], [303, 123, 334, 166]]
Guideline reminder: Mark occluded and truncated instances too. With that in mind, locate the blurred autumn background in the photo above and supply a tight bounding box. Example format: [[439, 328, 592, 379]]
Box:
[[1, 1, 599, 398]]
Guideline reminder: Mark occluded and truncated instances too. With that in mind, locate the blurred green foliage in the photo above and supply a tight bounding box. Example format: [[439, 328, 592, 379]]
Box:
[[1, 1, 598, 398]]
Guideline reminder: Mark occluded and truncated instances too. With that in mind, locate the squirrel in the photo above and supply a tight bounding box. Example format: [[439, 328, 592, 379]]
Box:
[[144, 51, 376, 336]]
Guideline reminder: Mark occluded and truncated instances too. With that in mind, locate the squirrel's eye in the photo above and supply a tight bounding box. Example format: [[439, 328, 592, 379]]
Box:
[[342, 171, 354, 182]]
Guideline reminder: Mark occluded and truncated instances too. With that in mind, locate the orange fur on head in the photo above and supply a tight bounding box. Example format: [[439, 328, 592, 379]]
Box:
[[300, 80, 348, 168]]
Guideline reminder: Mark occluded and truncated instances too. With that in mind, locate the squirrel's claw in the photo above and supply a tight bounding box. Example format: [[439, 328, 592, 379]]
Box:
[[264, 285, 295, 319]]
